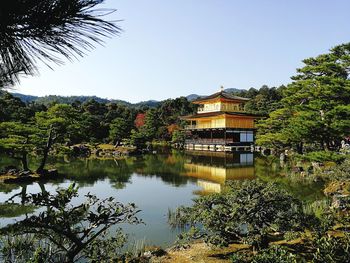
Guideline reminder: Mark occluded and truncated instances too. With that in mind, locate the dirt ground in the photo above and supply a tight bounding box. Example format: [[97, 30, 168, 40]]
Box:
[[151, 242, 249, 263]]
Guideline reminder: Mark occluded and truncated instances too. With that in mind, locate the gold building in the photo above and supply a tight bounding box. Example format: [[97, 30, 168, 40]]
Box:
[[181, 89, 257, 151]]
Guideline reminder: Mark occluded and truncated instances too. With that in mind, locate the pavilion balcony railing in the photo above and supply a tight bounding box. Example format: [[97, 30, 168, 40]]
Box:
[[185, 139, 236, 145], [184, 125, 223, 129], [185, 125, 198, 129]]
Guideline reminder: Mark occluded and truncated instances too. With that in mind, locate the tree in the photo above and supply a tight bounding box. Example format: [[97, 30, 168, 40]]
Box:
[[109, 117, 130, 146], [170, 181, 307, 249], [0, 122, 39, 170], [0, 0, 120, 86], [0, 104, 81, 172], [0, 184, 141, 262], [171, 129, 186, 146], [0, 91, 32, 122], [134, 113, 146, 129], [129, 129, 147, 150], [257, 43, 350, 152], [35, 104, 82, 172]]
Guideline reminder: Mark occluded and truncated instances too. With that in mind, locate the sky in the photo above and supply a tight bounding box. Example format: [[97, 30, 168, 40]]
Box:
[[13, 0, 350, 103]]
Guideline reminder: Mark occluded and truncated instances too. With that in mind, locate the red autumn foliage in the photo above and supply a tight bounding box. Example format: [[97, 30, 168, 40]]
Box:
[[135, 113, 145, 128]]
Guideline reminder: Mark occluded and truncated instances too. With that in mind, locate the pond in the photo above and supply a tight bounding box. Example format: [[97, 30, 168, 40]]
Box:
[[0, 150, 324, 247]]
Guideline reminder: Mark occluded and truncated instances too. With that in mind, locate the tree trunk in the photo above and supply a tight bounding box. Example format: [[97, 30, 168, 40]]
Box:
[[37, 126, 54, 174], [21, 185, 27, 205], [21, 152, 29, 171], [296, 142, 303, 154]]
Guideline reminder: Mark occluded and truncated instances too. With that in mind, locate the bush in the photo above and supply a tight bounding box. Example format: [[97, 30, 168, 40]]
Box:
[[171, 180, 308, 249], [0, 184, 141, 262], [312, 234, 350, 263], [300, 151, 346, 164], [231, 246, 297, 263]]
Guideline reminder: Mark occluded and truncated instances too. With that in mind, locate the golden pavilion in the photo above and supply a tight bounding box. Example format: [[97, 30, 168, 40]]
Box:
[[181, 88, 257, 151]]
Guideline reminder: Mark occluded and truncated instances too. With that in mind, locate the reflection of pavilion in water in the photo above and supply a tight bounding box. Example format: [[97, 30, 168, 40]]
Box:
[[182, 151, 255, 194]]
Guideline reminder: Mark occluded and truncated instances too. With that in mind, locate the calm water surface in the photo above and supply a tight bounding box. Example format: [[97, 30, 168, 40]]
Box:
[[0, 150, 324, 247]]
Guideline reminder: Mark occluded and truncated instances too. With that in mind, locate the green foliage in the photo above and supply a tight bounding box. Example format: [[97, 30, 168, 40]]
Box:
[[0, 203, 35, 218], [233, 85, 286, 115], [312, 234, 350, 263], [298, 151, 346, 163], [257, 43, 350, 153], [0, 121, 40, 169], [129, 129, 148, 150], [0, 0, 119, 85], [0, 184, 141, 262], [171, 130, 186, 146], [0, 92, 32, 122], [141, 108, 159, 140], [0, 122, 38, 152], [0, 90, 195, 151], [171, 180, 308, 249], [231, 246, 297, 263], [109, 117, 131, 145], [0, 234, 40, 263], [328, 159, 350, 180]]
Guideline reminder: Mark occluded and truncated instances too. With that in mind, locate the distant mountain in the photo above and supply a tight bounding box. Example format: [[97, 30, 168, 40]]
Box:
[[185, 88, 244, 101], [11, 93, 39, 103], [10, 93, 161, 108], [224, 88, 243, 94], [133, 100, 160, 108], [35, 95, 112, 105], [186, 94, 202, 101], [10, 87, 245, 107]]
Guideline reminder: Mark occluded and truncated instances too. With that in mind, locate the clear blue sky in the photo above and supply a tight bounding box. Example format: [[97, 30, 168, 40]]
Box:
[[14, 0, 350, 103]]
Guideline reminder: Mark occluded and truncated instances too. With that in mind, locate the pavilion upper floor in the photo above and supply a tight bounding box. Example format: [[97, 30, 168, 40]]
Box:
[[192, 90, 250, 114]]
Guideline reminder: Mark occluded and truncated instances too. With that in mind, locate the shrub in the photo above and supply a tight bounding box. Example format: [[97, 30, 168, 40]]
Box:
[[0, 184, 141, 262], [301, 151, 346, 164], [312, 234, 350, 263], [231, 246, 297, 263], [171, 180, 308, 249]]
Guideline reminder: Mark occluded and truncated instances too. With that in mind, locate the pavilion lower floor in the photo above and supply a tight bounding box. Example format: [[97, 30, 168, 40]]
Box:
[[184, 128, 255, 152]]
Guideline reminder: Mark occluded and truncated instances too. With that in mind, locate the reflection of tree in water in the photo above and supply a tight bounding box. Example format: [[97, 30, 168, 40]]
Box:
[[52, 157, 134, 188], [1, 153, 195, 193], [0, 182, 21, 194], [0, 182, 47, 219], [132, 154, 196, 187], [0, 203, 35, 218]]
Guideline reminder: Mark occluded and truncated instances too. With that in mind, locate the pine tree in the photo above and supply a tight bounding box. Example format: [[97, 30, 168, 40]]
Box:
[[0, 0, 120, 86]]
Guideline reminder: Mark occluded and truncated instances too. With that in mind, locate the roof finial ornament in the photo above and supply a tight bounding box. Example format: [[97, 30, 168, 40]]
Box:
[[220, 85, 224, 92]]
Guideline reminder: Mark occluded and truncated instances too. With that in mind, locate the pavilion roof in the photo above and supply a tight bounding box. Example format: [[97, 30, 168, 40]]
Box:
[[180, 111, 258, 120], [192, 91, 250, 104]]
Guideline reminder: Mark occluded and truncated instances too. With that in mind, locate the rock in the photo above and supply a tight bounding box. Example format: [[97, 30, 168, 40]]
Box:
[[8, 169, 18, 175], [18, 170, 31, 177], [143, 251, 152, 258]]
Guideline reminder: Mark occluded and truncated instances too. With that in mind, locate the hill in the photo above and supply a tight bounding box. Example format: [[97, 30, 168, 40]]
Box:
[[10, 87, 245, 107]]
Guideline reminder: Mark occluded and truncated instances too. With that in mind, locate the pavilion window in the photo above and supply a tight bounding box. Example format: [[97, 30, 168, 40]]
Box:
[[246, 131, 254, 142], [240, 131, 254, 142]]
